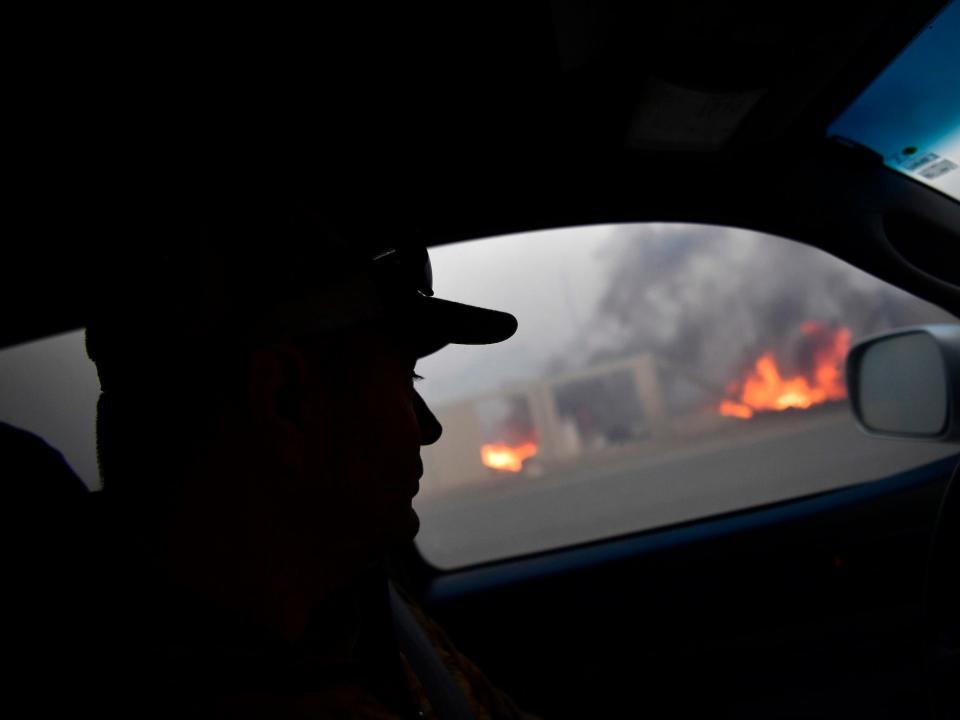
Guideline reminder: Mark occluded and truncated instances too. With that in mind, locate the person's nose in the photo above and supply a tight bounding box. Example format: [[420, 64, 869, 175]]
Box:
[[414, 392, 442, 446]]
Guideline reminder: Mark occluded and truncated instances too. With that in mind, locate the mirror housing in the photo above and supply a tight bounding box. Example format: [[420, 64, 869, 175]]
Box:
[[846, 325, 960, 442]]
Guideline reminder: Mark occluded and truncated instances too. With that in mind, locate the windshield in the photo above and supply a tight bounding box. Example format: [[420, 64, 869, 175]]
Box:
[[828, 0, 960, 201]]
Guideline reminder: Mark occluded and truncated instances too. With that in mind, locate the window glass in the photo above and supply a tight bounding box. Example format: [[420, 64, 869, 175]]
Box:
[[413, 225, 959, 569], [0, 331, 100, 489], [2, 226, 957, 568]]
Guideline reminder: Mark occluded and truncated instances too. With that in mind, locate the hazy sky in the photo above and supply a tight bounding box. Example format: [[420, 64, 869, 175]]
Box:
[[417, 223, 955, 410]]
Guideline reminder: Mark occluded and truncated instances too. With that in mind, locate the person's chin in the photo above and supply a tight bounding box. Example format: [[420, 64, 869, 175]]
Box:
[[381, 503, 420, 547]]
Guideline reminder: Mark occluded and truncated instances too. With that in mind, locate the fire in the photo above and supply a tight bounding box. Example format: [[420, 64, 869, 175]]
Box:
[[719, 324, 852, 419], [481, 441, 538, 473]]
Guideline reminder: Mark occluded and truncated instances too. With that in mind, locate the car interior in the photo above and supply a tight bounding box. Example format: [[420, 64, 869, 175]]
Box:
[[4, 2, 959, 718]]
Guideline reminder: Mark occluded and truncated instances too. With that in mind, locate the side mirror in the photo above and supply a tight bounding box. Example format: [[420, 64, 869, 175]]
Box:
[[846, 325, 960, 442]]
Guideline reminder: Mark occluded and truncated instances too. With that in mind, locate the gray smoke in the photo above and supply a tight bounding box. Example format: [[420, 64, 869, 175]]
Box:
[[557, 224, 953, 399]]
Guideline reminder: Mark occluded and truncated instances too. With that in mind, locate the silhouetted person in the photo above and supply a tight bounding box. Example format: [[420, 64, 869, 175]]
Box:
[[77, 207, 532, 718]]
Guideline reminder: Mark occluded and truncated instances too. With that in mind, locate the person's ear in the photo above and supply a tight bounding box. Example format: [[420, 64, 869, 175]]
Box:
[[245, 343, 310, 465]]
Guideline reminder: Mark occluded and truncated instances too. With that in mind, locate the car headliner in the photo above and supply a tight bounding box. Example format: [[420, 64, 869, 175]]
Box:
[[5, 1, 959, 350]]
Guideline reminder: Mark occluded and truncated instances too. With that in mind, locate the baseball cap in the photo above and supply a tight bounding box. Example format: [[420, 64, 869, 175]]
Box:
[[241, 241, 518, 357], [85, 209, 518, 390]]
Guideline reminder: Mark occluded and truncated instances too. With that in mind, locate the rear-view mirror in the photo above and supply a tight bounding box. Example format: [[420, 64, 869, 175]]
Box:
[[846, 325, 960, 442]]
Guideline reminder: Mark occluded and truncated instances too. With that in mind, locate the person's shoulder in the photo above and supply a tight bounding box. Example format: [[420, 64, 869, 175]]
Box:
[[396, 587, 541, 720]]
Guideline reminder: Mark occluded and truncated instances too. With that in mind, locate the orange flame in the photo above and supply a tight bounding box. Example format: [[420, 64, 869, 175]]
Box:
[[481, 441, 538, 472], [719, 325, 852, 419]]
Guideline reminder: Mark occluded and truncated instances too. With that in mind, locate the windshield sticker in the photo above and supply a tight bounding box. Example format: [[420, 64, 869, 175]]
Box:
[[918, 157, 958, 180]]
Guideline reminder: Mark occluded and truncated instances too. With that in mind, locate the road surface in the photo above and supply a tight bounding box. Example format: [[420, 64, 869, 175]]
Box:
[[414, 408, 958, 568]]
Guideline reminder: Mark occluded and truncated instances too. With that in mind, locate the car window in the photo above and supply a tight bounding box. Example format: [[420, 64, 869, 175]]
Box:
[[1, 224, 957, 569], [412, 224, 960, 569], [0, 330, 99, 489]]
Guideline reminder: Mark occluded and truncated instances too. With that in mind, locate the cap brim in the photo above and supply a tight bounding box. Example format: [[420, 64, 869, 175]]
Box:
[[406, 296, 518, 358]]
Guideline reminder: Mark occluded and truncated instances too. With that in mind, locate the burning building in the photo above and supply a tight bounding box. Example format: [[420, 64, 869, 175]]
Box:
[[418, 322, 856, 497], [419, 353, 664, 492], [718, 323, 851, 419]]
